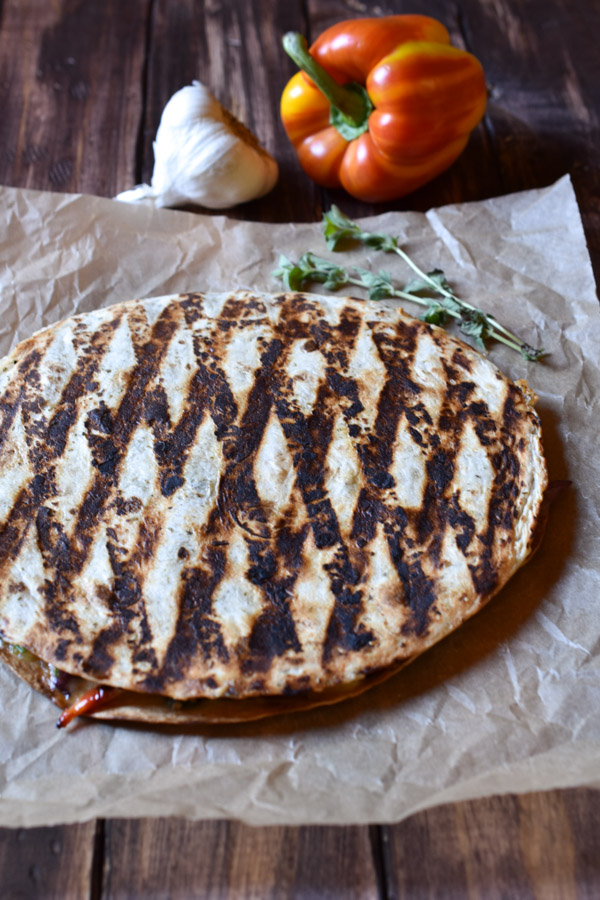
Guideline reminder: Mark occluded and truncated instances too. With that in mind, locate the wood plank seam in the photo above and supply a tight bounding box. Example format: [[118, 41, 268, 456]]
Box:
[[455, 2, 506, 196], [134, 0, 157, 187], [369, 824, 391, 900], [90, 818, 106, 900]]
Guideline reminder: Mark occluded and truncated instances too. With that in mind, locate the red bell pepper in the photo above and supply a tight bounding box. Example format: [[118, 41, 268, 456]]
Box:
[[281, 15, 487, 202]]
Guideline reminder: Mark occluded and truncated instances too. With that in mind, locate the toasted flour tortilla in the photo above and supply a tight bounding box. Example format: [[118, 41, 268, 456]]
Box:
[[0, 638, 411, 724], [0, 291, 547, 723]]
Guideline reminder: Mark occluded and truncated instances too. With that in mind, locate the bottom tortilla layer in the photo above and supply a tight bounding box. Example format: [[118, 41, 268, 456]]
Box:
[[0, 640, 408, 725]]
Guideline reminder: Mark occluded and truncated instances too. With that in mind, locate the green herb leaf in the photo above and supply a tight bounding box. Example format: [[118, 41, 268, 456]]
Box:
[[272, 252, 350, 292], [323, 206, 397, 253], [353, 268, 395, 301], [457, 309, 493, 352], [271, 254, 308, 291], [403, 269, 450, 297], [422, 302, 450, 326], [403, 276, 431, 295]]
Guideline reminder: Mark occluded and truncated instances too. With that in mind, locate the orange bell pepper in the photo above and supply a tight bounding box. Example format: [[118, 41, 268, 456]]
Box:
[[280, 15, 487, 203]]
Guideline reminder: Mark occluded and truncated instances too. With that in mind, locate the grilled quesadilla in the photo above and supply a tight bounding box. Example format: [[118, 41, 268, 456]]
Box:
[[0, 290, 547, 725]]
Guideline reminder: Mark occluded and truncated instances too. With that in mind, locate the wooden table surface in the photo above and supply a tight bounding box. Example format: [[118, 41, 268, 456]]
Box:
[[0, 1, 599, 897]]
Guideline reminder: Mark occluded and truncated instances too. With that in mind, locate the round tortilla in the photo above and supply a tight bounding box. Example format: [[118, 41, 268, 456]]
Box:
[[0, 291, 547, 714]]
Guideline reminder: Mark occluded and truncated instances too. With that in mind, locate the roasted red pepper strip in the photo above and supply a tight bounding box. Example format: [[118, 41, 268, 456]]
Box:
[[56, 685, 119, 728], [281, 15, 487, 202]]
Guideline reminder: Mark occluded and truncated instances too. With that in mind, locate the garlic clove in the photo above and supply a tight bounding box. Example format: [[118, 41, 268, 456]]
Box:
[[115, 82, 278, 210]]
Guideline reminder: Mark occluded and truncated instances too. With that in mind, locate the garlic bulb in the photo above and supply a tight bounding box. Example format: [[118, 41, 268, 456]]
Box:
[[115, 82, 278, 210]]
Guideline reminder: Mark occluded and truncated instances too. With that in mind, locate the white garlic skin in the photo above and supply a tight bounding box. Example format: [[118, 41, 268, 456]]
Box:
[[116, 82, 278, 210]]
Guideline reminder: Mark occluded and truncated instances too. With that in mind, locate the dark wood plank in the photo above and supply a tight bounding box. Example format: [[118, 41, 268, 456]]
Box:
[[383, 789, 600, 900], [141, 0, 321, 222], [0, 0, 151, 197], [102, 819, 380, 899], [0, 820, 97, 899], [459, 0, 600, 280]]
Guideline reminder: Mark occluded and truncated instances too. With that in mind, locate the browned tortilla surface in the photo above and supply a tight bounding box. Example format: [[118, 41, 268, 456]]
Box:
[[0, 291, 547, 713]]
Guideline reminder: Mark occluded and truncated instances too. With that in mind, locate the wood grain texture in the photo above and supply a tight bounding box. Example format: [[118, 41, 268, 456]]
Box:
[[0, 0, 150, 197], [101, 818, 380, 899], [460, 0, 600, 283], [383, 789, 600, 900], [0, 820, 97, 900]]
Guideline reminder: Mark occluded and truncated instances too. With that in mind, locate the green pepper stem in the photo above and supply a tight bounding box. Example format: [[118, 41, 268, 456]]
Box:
[[282, 32, 369, 128]]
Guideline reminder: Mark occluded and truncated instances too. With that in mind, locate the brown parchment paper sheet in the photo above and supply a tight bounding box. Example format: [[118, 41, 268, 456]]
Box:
[[0, 175, 598, 827]]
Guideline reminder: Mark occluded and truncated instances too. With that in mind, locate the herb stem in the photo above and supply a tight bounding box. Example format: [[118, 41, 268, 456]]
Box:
[[321, 205, 545, 362], [391, 246, 531, 346]]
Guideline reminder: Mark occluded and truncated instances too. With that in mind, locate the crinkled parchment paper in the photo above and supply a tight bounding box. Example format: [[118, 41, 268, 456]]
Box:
[[0, 175, 598, 827]]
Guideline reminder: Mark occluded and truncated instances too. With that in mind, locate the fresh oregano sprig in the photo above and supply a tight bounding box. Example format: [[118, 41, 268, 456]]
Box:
[[273, 253, 473, 322], [322, 205, 545, 361]]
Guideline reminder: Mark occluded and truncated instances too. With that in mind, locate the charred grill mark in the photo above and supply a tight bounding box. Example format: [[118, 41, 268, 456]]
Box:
[[143, 383, 175, 492], [353, 487, 437, 640], [349, 322, 439, 636], [0, 474, 50, 564], [26, 317, 124, 468], [209, 336, 277, 541], [86, 399, 115, 443], [276, 380, 338, 548], [321, 545, 373, 661], [503, 384, 522, 430], [149, 296, 243, 500], [241, 577, 302, 676], [178, 293, 206, 324], [145, 547, 229, 693], [0, 318, 123, 575], [452, 347, 474, 372], [103, 518, 160, 673], [35, 304, 183, 671], [466, 399, 497, 447], [325, 369, 364, 424], [269, 303, 374, 664], [468, 387, 525, 595], [351, 488, 385, 550], [85, 623, 124, 679], [275, 304, 362, 544], [447, 492, 476, 553], [85, 402, 119, 476], [414, 364, 475, 554], [0, 348, 45, 458], [366, 321, 421, 482], [241, 522, 308, 676], [394, 546, 439, 637], [36, 506, 72, 572], [213, 331, 296, 672], [277, 372, 373, 663], [417, 462, 444, 547]]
